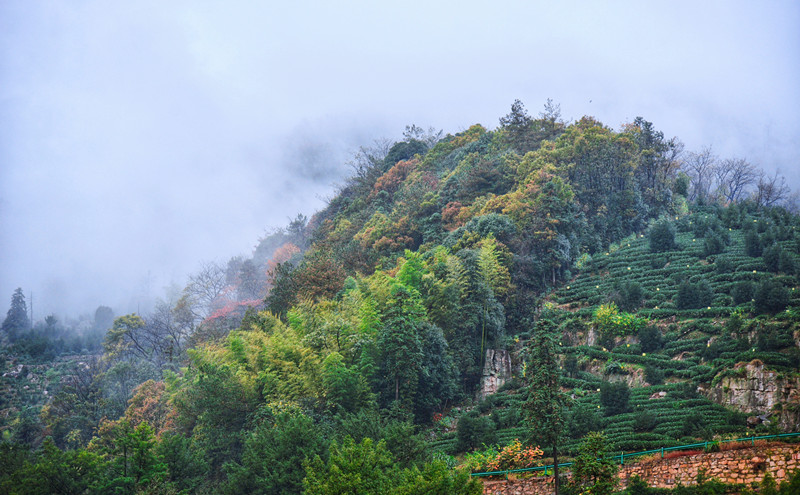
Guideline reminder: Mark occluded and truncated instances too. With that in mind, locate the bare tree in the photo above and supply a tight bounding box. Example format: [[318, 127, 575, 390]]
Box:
[[183, 261, 229, 319], [714, 158, 758, 203], [402, 124, 443, 149], [753, 170, 791, 207], [347, 139, 392, 185], [146, 301, 191, 369], [683, 146, 717, 202]]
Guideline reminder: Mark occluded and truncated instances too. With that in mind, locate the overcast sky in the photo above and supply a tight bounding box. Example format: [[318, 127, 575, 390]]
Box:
[[1, 1, 798, 319]]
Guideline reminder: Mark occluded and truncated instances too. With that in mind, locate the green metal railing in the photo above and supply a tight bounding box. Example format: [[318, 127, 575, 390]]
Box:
[[470, 432, 800, 479]]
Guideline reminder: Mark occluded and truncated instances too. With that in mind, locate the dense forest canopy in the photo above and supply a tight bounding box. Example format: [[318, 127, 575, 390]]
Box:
[[2, 101, 799, 494]]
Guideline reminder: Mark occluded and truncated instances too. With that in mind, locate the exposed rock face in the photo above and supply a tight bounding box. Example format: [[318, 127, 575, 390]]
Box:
[[704, 360, 800, 431], [478, 349, 512, 399]]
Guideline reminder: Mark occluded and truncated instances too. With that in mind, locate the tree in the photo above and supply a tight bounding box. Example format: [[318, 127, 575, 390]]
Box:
[[754, 279, 790, 314], [523, 317, 568, 494], [265, 261, 299, 319], [223, 410, 328, 495], [569, 432, 618, 495], [499, 99, 533, 152], [236, 259, 264, 301], [182, 261, 229, 321], [714, 157, 757, 203], [103, 314, 148, 360], [303, 436, 480, 495], [378, 284, 424, 405], [2, 288, 29, 342], [754, 170, 791, 207], [683, 147, 717, 202], [94, 305, 115, 332], [676, 279, 714, 309], [303, 437, 397, 494], [91, 419, 168, 493], [600, 380, 630, 416], [744, 228, 763, 257], [649, 219, 677, 253], [625, 117, 682, 213]]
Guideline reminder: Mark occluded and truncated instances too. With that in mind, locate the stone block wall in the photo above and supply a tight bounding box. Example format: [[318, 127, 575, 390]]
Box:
[[482, 443, 800, 495]]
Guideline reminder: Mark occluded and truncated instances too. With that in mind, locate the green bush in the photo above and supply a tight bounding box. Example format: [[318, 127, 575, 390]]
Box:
[[703, 233, 725, 258], [764, 244, 782, 272], [714, 257, 734, 274], [632, 410, 658, 433], [611, 281, 643, 312], [730, 281, 755, 305], [650, 220, 678, 253], [676, 279, 714, 309], [600, 381, 630, 416], [455, 413, 497, 452], [754, 279, 790, 314], [644, 365, 664, 385], [638, 325, 663, 353], [779, 250, 796, 274], [745, 229, 762, 257]]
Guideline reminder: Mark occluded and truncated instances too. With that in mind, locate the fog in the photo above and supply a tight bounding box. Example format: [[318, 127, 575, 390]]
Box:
[[1, 1, 798, 319]]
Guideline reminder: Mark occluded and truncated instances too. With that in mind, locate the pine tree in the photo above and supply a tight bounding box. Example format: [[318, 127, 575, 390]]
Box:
[[523, 316, 568, 494], [2, 288, 30, 342]]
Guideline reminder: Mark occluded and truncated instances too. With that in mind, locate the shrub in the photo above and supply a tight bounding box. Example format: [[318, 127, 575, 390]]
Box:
[[714, 257, 734, 274], [593, 303, 648, 337], [754, 279, 790, 314], [731, 281, 755, 305], [456, 413, 497, 452], [703, 233, 726, 258], [611, 281, 643, 312], [644, 365, 664, 385], [680, 412, 707, 437], [460, 439, 543, 472], [569, 432, 618, 495], [763, 244, 782, 272], [650, 220, 677, 253], [676, 279, 714, 309], [633, 410, 658, 432], [638, 325, 663, 353], [779, 250, 796, 274], [744, 229, 762, 257], [567, 403, 601, 440], [600, 381, 630, 416]]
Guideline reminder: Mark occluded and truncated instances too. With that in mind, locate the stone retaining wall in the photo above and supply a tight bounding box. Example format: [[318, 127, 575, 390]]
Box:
[[482, 443, 800, 494]]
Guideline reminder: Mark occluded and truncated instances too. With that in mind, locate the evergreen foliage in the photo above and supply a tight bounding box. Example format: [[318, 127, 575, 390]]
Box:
[[649, 220, 677, 253], [2, 288, 29, 342]]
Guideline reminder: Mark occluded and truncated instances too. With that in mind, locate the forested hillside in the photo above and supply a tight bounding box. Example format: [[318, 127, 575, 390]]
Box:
[[2, 101, 799, 494]]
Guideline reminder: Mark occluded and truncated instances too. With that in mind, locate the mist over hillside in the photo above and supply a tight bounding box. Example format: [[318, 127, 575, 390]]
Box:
[[2, 1, 798, 319]]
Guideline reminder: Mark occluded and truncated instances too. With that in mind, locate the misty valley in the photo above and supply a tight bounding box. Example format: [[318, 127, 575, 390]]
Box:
[[3, 101, 800, 494]]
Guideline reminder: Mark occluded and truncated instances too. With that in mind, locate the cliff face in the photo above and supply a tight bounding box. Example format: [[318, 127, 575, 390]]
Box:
[[704, 360, 800, 430], [478, 349, 513, 399]]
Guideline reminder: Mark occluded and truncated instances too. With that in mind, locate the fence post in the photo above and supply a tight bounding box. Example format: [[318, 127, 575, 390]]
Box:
[[661, 447, 664, 459], [621, 451, 624, 465]]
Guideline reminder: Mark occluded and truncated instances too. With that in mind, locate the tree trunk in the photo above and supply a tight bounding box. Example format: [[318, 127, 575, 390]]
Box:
[[553, 443, 559, 495]]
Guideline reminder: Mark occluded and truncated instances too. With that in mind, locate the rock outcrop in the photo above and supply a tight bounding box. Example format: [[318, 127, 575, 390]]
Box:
[[704, 360, 800, 431], [478, 349, 512, 399]]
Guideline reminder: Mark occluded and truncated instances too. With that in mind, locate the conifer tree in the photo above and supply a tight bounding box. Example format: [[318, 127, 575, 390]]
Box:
[[523, 316, 568, 494], [2, 288, 29, 342]]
